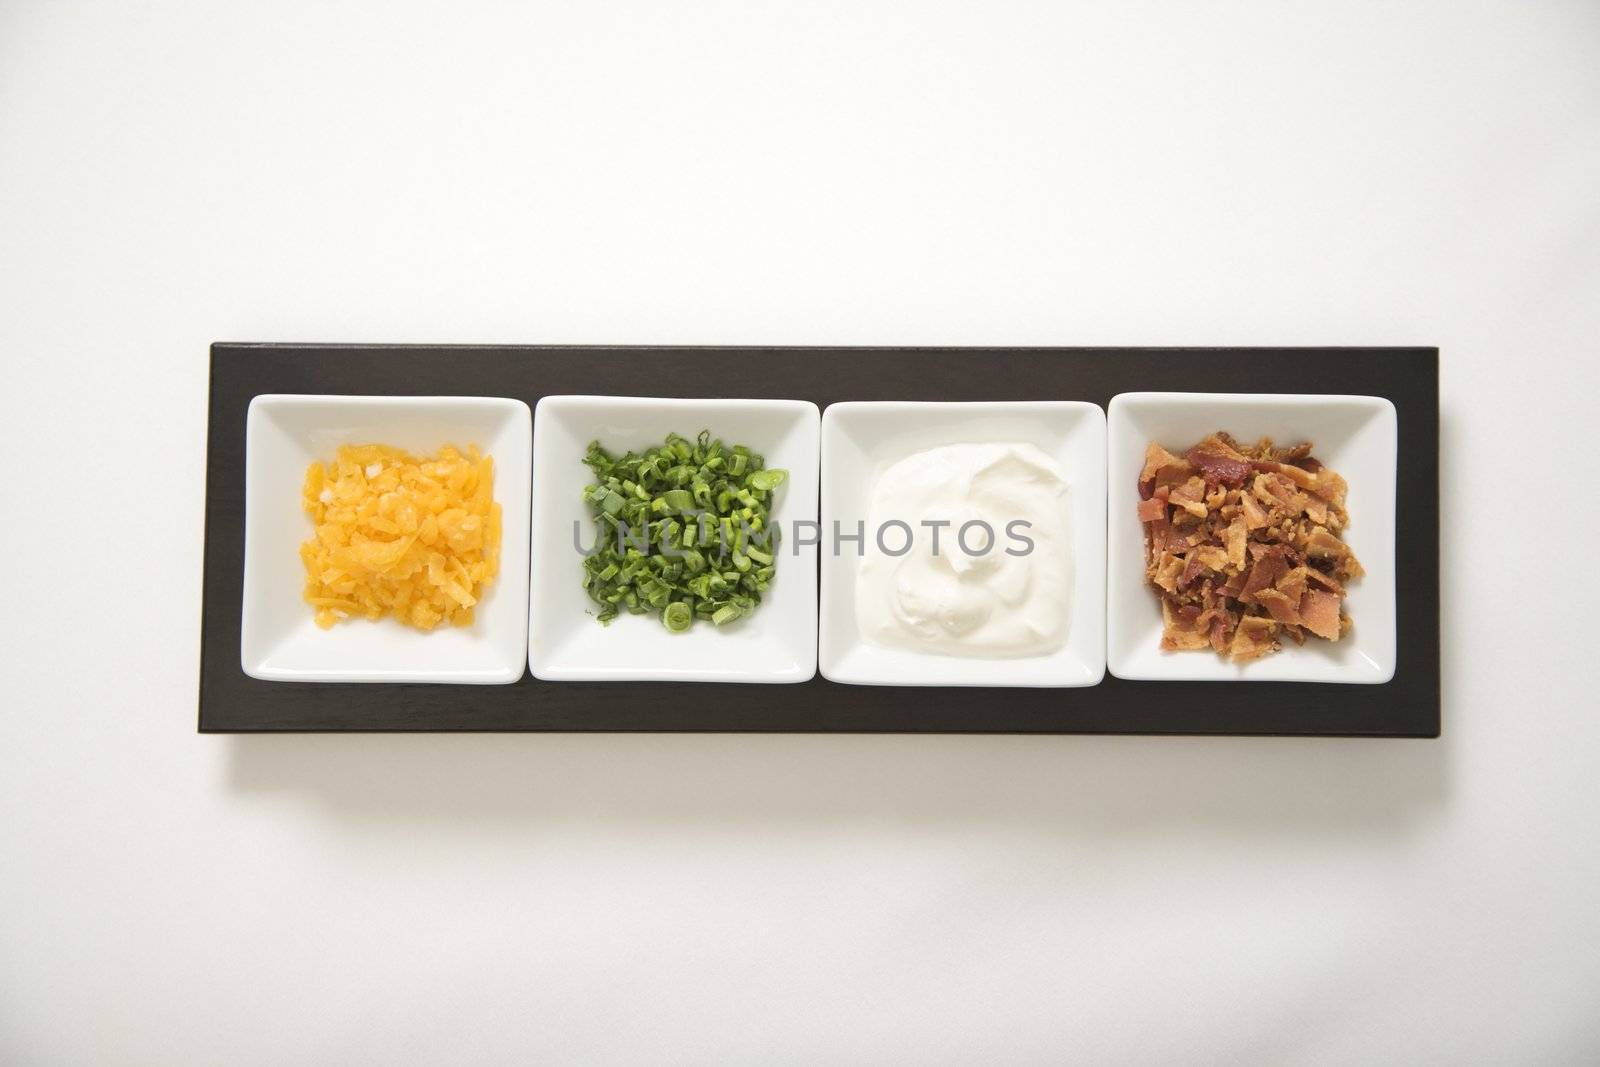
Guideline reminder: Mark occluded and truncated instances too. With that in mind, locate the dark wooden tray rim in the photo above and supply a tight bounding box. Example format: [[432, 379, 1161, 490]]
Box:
[[200, 345, 1440, 737]]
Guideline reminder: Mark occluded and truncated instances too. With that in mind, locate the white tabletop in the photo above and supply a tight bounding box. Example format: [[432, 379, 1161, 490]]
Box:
[[3, 2, 1597, 1063]]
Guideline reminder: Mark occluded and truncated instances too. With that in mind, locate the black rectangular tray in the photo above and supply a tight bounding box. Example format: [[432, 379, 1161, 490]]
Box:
[[200, 344, 1440, 736]]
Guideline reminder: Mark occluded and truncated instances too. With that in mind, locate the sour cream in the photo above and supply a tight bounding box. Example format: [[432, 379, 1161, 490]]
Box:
[[855, 443, 1072, 658]]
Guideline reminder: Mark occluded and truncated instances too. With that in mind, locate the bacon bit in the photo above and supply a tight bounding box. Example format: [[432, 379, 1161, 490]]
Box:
[[1224, 517, 1247, 570], [1276, 566, 1309, 606], [1162, 631, 1210, 652], [1208, 612, 1231, 653], [1149, 516, 1191, 554], [1140, 442, 1186, 485], [1248, 543, 1299, 566], [1303, 566, 1344, 594], [1269, 440, 1314, 464], [1155, 464, 1196, 492], [1239, 546, 1290, 604], [1254, 588, 1301, 625], [1179, 548, 1227, 590], [1153, 554, 1184, 594], [1298, 589, 1342, 640], [1160, 600, 1210, 650], [1274, 463, 1320, 491], [1186, 446, 1253, 487], [1168, 476, 1209, 519], [1239, 489, 1270, 530], [1179, 553, 1206, 590], [1309, 468, 1348, 506], [1141, 431, 1363, 662], [1305, 526, 1351, 560], [1228, 616, 1278, 660], [1221, 568, 1248, 598], [1253, 472, 1308, 518]]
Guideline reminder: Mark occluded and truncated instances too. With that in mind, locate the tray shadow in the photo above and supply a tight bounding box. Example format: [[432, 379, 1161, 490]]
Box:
[[225, 729, 1448, 837]]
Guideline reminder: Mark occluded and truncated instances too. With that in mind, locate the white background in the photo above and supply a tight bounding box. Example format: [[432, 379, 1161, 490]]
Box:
[[2, 1, 1597, 1063]]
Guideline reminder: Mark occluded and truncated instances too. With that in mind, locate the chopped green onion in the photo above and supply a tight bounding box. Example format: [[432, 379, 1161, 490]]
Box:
[[663, 601, 692, 632], [748, 469, 787, 492], [580, 431, 787, 632]]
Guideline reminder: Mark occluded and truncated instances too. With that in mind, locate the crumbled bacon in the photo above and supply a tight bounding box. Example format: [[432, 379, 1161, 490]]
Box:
[[1208, 613, 1230, 653], [1297, 589, 1343, 640], [1139, 442, 1191, 497], [1276, 566, 1308, 606], [1139, 431, 1362, 662], [1254, 588, 1301, 625], [1239, 488, 1270, 530], [1304, 526, 1357, 568], [1168, 476, 1209, 519], [1228, 616, 1277, 660], [1238, 546, 1290, 604], [1149, 515, 1191, 555], [1185, 436, 1254, 486], [1224, 517, 1247, 570]]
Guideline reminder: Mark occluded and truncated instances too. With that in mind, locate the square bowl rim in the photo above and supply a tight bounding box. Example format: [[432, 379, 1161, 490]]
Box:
[[528, 394, 821, 683], [241, 392, 533, 684], [536, 394, 820, 412], [819, 398, 1107, 688], [1109, 391, 1397, 412], [249, 392, 533, 410], [1105, 390, 1397, 684]]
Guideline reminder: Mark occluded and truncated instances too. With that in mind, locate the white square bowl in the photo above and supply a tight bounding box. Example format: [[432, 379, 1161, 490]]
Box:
[[528, 396, 820, 683], [1106, 392, 1397, 684], [820, 401, 1106, 688], [241, 394, 532, 684]]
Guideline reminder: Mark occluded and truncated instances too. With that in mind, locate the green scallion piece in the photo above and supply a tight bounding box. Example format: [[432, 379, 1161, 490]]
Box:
[[748, 469, 787, 491], [663, 601, 692, 632]]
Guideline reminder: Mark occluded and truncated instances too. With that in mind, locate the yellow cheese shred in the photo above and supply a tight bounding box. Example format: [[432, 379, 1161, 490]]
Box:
[[300, 443, 501, 631]]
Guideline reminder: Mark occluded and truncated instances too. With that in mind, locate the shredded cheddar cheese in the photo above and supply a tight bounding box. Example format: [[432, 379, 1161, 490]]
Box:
[[300, 443, 501, 630]]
